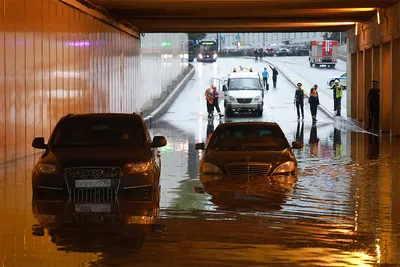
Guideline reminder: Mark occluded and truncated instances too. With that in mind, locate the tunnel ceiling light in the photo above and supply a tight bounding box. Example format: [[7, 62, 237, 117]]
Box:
[[355, 23, 358, 35], [377, 9, 381, 24]]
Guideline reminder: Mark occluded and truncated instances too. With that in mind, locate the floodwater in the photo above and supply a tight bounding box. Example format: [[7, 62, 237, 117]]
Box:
[[1, 58, 400, 266]]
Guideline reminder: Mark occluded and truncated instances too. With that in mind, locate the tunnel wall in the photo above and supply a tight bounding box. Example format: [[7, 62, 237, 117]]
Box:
[[0, 0, 189, 164], [346, 1, 400, 136]]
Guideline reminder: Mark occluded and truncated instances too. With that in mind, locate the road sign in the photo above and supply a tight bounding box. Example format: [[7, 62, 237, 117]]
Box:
[[221, 35, 226, 41], [235, 34, 241, 41]]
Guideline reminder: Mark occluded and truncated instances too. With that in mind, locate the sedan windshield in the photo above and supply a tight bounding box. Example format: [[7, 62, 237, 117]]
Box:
[[229, 78, 261, 90], [52, 119, 145, 147], [209, 126, 289, 151]]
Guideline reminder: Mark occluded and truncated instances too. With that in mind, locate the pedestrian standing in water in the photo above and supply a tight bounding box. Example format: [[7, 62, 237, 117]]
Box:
[[210, 85, 224, 118], [269, 65, 279, 88], [294, 82, 305, 120], [204, 87, 213, 118], [367, 80, 380, 131], [308, 84, 320, 123]]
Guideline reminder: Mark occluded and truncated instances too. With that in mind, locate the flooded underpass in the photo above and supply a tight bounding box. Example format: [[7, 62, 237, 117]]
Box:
[[2, 58, 400, 266]]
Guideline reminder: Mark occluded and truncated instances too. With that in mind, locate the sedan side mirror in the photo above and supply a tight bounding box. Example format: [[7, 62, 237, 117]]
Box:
[[152, 136, 167, 148], [32, 137, 48, 149], [195, 143, 205, 150], [291, 141, 304, 149]]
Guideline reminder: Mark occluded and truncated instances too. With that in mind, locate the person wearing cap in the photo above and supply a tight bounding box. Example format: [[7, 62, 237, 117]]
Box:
[[367, 80, 380, 130], [308, 84, 320, 123], [209, 85, 224, 118], [262, 67, 269, 90], [331, 79, 343, 116], [294, 82, 305, 120]]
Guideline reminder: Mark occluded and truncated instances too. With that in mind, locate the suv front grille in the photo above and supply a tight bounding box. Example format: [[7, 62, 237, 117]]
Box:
[[225, 163, 271, 176], [72, 188, 117, 203], [237, 98, 252, 104]]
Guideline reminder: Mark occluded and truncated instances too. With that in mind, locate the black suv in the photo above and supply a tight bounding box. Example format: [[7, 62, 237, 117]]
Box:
[[31, 113, 167, 198]]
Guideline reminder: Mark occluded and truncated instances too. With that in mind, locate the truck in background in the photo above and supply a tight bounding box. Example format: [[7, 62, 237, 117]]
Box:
[[309, 40, 338, 68]]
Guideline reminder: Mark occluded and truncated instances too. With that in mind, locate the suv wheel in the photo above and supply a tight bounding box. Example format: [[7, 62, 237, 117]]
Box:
[[257, 109, 263, 117]]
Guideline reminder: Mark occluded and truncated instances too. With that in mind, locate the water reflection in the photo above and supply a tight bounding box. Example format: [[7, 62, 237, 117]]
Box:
[[200, 175, 296, 212], [31, 190, 161, 264], [368, 135, 379, 159], [309, 122, 319, 157]]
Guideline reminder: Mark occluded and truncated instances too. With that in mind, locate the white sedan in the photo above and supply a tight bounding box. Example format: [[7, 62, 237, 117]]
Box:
[[327, 73, 347, 89]]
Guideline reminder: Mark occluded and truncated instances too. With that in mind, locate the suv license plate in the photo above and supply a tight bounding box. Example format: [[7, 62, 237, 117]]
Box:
[[75, 179, 111, 188], [75, 204, 111, 213]]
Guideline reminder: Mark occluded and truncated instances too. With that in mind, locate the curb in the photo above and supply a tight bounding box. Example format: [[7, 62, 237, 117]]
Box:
[[144, 65, 195, 125], [338, 54, 347, 62]]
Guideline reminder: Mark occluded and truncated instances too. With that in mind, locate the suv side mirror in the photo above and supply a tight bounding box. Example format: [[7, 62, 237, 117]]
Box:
[[195, 143, 205, 150], [222, 85, 227, 91], [152, 136, 167, 148], [32, 137, 48, 149], [291, 141, 303, 149]]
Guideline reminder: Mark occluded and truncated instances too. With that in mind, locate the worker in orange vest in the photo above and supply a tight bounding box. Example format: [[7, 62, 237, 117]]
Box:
[[205, 85, 224, 118]]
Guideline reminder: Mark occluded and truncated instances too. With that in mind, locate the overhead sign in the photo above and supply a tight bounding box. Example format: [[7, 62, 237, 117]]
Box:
[[161, 41, 172, 46]]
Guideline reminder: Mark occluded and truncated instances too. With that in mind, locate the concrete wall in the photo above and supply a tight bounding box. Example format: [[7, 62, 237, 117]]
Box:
[[346, 1, 400, 136], [0, 0, 189, 164]]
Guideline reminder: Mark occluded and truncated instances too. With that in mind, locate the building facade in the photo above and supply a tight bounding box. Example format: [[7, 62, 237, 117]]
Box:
[[205, 32, 325, 48]]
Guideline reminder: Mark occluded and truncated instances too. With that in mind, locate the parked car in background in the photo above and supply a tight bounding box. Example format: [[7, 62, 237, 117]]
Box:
[[327, 72, 347, 89], [264, 48, 275, 57], [276, 48, 290, 57], [294, 46, 309, 56]]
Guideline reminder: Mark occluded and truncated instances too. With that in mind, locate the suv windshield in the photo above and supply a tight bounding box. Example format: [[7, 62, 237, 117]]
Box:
[[228, 78, 261, 90], [52, 118, 145, 147], [209, 126, 289, 151]]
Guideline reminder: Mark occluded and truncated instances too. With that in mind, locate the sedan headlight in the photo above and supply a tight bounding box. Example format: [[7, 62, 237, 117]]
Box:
[[198, 54, 203, 59], [229, 96, 235, 101], [273, 161, 295, 174], [125, 162, 152, 174], [202, 162, 224, 174], [37, 163, 57, 174]]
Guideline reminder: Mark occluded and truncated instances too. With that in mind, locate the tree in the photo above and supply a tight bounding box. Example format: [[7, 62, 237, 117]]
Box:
[[188, 33, 207, 42]]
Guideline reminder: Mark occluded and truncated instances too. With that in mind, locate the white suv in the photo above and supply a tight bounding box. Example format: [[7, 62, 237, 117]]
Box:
[[222, 70, 264, 117]]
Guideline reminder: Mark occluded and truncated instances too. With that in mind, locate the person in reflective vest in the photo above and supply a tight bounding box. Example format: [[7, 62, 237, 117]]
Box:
[[206, 85, 224, 118], [308, 84, 320, 123], [204, 87, 213, 118], [331, 79, 343, 116]]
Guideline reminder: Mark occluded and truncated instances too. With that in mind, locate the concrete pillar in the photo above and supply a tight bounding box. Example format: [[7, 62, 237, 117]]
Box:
[[391, 38, 400, 136], [357, 51, 364, 121], [363, 49, 373, 124], [372, 46, 381, 83], [350, 53, 358, 118], [381, 42, 391, 133]]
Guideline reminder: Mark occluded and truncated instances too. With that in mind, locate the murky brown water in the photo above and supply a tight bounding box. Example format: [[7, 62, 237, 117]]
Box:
[[1, 118, 400, 266]]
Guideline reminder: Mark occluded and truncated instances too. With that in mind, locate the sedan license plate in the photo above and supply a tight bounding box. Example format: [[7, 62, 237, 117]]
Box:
[[75, 179, 111, 188], [75, 203, 111, 213]]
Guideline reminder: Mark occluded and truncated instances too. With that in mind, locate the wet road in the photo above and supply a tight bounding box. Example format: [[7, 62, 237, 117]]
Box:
[[2, 58, 400, 266]]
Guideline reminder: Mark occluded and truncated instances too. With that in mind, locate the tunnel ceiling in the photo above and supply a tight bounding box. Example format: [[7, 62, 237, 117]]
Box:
[[90, 0, 399, 32]]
